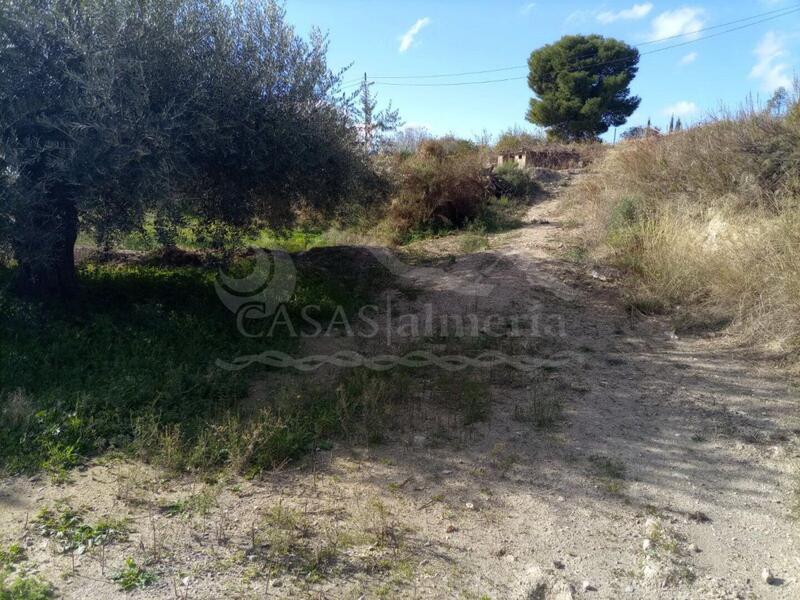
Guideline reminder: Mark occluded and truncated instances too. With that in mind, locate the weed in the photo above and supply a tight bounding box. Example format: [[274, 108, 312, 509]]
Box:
[[458, 230, 490, 254], [562, 246, 588, 263], [513, 383, 563, 429], [589, 454, 626, 479], [111, 558, 156, 591], [588, 454, 626, 494], [32, 503, 129, 554], [0, 571, 53, 600], [489, 442, 518, 477], [159, 486, 219, 517], [0, 546, 24, 570]]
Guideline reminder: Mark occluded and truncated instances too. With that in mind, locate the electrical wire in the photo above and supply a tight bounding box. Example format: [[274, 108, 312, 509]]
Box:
[[340, 3, 800, 88]]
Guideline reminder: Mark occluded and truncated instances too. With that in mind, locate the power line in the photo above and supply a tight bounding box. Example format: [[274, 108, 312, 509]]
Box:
[[341, 3, 800, 87], [347, 6, 800, 89]]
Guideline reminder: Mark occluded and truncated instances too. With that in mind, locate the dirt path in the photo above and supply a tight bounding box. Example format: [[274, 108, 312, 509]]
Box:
[[1, 173, 798, 599], [377, 174, 800, 599]]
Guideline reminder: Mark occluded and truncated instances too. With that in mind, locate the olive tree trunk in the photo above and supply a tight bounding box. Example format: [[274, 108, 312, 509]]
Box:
[[13, 200, 79, 301]]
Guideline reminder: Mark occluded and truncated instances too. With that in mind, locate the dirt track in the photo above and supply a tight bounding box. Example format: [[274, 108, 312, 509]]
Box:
[[1, 173, 798, 599]]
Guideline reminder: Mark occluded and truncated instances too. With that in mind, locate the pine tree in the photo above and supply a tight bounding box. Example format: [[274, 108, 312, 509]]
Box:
[[669, 114, 675, 134], [355, 73, 403, 153], [526, 35, 640, 141], [675, 118, 682, 132]]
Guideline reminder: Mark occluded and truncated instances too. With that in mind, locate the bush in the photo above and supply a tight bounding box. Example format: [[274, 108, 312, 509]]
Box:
[[494, 162, 539, 200], [388, 138, 488, 237]]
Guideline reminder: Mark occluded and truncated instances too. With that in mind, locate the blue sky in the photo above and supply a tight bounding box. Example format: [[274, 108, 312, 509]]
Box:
[[285, 1, 800, 140]]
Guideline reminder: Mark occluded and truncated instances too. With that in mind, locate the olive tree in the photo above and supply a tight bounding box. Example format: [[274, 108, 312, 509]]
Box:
[[0, 0, 370, 300]]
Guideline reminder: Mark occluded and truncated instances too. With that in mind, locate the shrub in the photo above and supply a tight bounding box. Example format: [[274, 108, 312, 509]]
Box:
[[494, 127, 545, 153], [388, 138, 488, 237], [573, 108, 800, 361], [494, 162, 539, 200]]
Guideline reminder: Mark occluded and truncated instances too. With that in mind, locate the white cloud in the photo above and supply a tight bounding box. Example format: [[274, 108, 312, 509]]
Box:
[[399, 17, 431, 53], [663, 101, 698, 117], [679, 51, 698, 65], [521, 2, 536, 15], [648, 7, 705, 41], [597, 3, 653, 24], [750, 31, 792, 92], [566, 9, 593, 24]]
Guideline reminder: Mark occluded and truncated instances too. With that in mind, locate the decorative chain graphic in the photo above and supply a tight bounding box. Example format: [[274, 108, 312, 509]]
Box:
[[216, 349, 582, 372]]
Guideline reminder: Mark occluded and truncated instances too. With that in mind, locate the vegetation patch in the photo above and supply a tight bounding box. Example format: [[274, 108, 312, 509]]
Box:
[[513, 380, 564, 429], [32, 503, 130, 554], [111, 558, 157, 592], [0, 572, 53, 600], [0, 546, 24, 571], [588, 454, 627, 494], [572, 106, 800, 363]]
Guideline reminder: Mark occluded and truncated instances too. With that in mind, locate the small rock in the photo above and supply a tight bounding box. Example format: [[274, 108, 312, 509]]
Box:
[[688, 543, 700, 553], [642, 539, 653, 551], [581, 580, 597, 592], [553, 559, 565, 569], [624, 585, 634, 593], [465, 502, 475, 510], [446, 525, 458, 533], [762, 568, 775, 585], [181, 577, 190, 587]]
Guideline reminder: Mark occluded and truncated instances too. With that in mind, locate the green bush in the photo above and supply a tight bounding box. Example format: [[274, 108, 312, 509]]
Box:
[[494, 162, 540, 200]]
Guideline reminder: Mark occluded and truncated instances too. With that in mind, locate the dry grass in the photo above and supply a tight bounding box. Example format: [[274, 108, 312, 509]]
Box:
[[387, 138, 488, 239], [571, 108, 800, 363]]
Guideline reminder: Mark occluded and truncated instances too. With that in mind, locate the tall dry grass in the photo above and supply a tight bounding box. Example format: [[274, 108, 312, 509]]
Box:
[[574, 109, 800, 360]]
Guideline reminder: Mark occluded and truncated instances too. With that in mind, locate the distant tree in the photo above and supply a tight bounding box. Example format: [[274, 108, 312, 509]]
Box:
[[391, 127, 432, 154], [526, 35, 641, 142], [669, 114, 675, 133], [620, 125, 661, 141], [767, 87, 791, 117], [0, 0, 371, 300], [675, 118, 683, 132], [495, 126, 545, 153], [354, 74, 403, 153]]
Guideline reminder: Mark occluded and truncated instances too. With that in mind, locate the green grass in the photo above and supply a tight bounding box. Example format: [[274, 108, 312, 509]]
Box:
[[0, 254, 384, 477]]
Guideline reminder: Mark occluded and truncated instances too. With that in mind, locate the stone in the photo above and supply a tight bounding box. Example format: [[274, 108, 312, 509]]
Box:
[[761, 568, 775, 585], [642, 539, 653, 551], [581, 580, 597, 592]]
